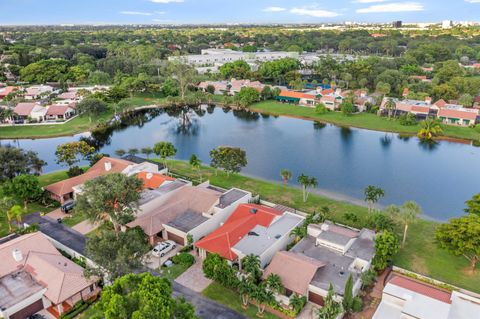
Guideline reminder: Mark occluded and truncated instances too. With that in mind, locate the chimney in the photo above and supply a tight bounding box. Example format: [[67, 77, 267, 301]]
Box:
[[146, 172, 153, 180], [104, 161, 112, 171], [12, 249, 23, 262]]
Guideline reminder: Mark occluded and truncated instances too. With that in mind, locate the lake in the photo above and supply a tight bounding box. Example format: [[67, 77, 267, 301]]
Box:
[[2, 106, 479, 220]]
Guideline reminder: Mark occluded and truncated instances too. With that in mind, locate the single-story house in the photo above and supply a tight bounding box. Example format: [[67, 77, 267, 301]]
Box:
[[57, 90, 80, 100], [44, 105, 75, 121], [13, 102, 47, 122], [195, 203, 304, 268], [197, 81, 230, 95], [230, 79, 265, 94], [44, 157, 135, 203], [373, 274, 480, 319], [264, 221, 375, 306], [437, 106, 479, 126], [276, 90, 318, 107], [0, 86, 20, 99], [128, 182, 251, 245], [0, 232, 99, 319], [24, 85, 54, 100]]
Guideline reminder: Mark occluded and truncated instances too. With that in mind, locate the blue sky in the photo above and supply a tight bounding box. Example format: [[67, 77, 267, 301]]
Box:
[[1, 0, 479, 25]]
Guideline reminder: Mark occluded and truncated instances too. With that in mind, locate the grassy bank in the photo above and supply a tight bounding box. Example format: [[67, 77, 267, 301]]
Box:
[[249, 101, 480, 142], [166, 160, 480, 293]]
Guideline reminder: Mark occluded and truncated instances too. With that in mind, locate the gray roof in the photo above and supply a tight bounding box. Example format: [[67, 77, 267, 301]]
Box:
[[23, 213, 86, 255], [346, 229, 375, 261], [121, 154, 165, 170], [216, 189, 248, 209], [139, 180, 187, 206], [317, 230, 352, 246], [167, 210, 209, 233], [0, 271, 44, 309], [233, 213, 303, 256]]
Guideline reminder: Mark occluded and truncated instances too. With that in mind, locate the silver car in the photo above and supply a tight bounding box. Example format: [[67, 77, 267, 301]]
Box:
[[152, 240, 176, 257]]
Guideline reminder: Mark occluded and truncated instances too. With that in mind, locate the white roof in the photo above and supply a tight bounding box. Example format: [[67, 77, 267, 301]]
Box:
[[448, 291, 480, 319]]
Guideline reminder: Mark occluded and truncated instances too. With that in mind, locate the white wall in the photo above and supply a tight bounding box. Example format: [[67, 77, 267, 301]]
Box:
[[1, 288, 46, 319]]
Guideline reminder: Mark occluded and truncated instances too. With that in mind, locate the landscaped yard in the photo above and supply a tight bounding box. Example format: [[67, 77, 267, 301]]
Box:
[[165, 159, 480, 293], [249, 101, 480, 142], [203, 282, 281, 319], [160, 263, 191, 280]]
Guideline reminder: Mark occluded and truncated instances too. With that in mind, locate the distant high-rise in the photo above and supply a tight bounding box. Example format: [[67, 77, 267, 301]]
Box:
[[392, 21, 402, 28], [442, 20, 453, 29]]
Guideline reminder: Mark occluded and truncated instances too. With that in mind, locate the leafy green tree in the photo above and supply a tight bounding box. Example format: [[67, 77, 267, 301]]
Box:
[[364, 185, 385, 213], [55, 141, 95, 168], [161, 77, 180, 97], [458, 94, 474, 107], [290, 226, 307, 243], [166, 60, 197, 99], [20, 58, 69, 83], [317, 284, 342, 319], [219, 60, 251, 79], [342, 274, 354, 313], [210, 146, 247, 176], [465, 193, 480, 216], [289, 294, 307, 314], [94, 272, 197, 319], [88, 70, 111, 85], [0, 146, 46, 181], [260, 86, 273, 100], [297, 174, 318, 202], [4, 174, 43, 209], [115, 149, 126, 157], [280, 169, 292, 185], [85, 228, 150, 282], [236, 87, 260, 107], [383, 98, 396, 119], [417, 119, 443, 141], [436, 214, 480, 271], [202, 253, 225, 279], [315, 103, 328, 114], [372, 231, 400, 271], [189, 154, 202, 181], [153, 141, 177, 170], [75, 173, 142, 232], [76, 98, 107, 122], [127, 148, 139, 156], [434, 60, 465, 84], [368, 210, 395, 232], [397, 201, 422, 248], [0, 197, 19, 233], [141, 147, 153, 158], [341, 101, 355, 116]]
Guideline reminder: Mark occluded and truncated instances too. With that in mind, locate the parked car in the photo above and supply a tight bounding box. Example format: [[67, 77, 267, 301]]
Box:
[[152, 240, 176, 257], [61, 200, 75, 213], [28, 314, 45, 319]]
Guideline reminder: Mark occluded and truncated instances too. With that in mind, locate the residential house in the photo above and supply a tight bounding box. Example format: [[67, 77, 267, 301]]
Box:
[[44, 104, 75, 121], [0, 232, 99, 319], [380, 97, 432, 119], [264, 221, 375, 305], [0, 86, 20, 99], [229, 79, 265, 94], [437, 105, 479, 126], [276, 90, 318, 107], [197, 81, 230, 95], [127, 181, 251, 245], [24, 85, 54, 100], [373, 274, 480, 319], [13, 102, 47, 122], [195, 203, 304, 268]]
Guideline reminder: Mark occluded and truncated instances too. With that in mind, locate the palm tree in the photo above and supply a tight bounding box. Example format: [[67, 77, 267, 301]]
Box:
[[141, 147, 153, 158], [238, 277, 256, 309], [364, 185, 385, 213], [384, 98, 396, 119], [398, 201, 422, 248], [115, 149, 126, 157], [252, 284, 275, 317], [297, 174, 318, 202], [290, 226, 306, 243], [242, 254, 261, 282], [280, 169, 292, 185], [127, 148, 139, 156], [0, 197, 16, 232], [7, 204, 23, 232], [417, 118, 443, 142], [265, 273, 284, 295], [189, 154, 202, 182], [289, 294, 306, 314]]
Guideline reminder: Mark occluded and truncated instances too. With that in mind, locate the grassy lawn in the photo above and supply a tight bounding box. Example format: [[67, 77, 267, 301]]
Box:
[[74, 303, 102, 319], [203, 282, 281, 319], [249, 101, 480, 142], [160, 263, 191, 280], [62, 211, 87, 227], [166, 159, 480, 293]]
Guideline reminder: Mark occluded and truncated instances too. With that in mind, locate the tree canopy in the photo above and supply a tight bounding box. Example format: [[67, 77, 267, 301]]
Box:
[[0, 145, 46, 181], [209, 146, 247, 175]]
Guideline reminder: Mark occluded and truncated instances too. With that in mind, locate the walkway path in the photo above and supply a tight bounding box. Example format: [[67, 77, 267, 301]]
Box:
[[71, 220, 99, 235], [175, 258, 212, 293], [46, 208, 69, 220]]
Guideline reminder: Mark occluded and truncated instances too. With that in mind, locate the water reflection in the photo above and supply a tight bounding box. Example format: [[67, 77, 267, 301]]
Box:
[[313, 121, 326, 130]]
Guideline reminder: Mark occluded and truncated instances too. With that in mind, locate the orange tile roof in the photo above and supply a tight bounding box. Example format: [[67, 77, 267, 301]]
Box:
[[44, 157, 133, 197], [137, 172, 175, 189], [46, 104, 73, 116], [279, 90, 316, 100], [0, 86, 20, 98], [438, 108, 478, 121], [389, 275, 452, 304], [411, 105, 430, 114], [195, 204, 282, 260], [434, 99, 447, 108], [14, 102, 37, 116], [263, 251, 325, 295], [320, 88, 334, 95]]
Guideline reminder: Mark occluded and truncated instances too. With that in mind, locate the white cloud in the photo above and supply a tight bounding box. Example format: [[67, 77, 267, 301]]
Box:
[[263, 7, 287, 12], [357, 2, 424, 13], [352, 0, 388, 3], [290, 7, 340, 18], [150, 0, 184, 3], [119, 11, 153, 16], [465, 0, 480, 3]]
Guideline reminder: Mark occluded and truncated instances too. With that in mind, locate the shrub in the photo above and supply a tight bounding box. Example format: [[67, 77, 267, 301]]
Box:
[[172, 252, 195, 266], [352, 296, 363, 312], [67, 166, 84, 177], [399, 113, 417, 126], [16, 224, 39, 234], [474, 124, 480, 133], [361, 268, 377, 289], [315, 103, 328, 114]]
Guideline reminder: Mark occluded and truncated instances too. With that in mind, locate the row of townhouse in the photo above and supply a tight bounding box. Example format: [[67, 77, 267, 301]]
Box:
[[380, 96, 480, 126], [197, 79, 266, 95], [276, 87, 376, 112]]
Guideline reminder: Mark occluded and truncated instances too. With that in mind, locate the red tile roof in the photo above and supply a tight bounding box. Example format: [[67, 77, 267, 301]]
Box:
[[402, 88, 409, 96], [411, 105, 431, 114], [0, 86, 20, 98], [137, 172, 175, 189], [435, 99, 447, 108], [46, 105, 73, 116], [438, 108, 479, 121], [195, 204, 282, 260], [279, 90, 316, 100], [320, 88, 334, 96], [389, 275, 452, 304], [14, 102, 37, 116]]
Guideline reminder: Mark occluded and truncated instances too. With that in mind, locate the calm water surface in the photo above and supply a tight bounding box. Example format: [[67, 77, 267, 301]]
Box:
[[2, 106, 479, 220]]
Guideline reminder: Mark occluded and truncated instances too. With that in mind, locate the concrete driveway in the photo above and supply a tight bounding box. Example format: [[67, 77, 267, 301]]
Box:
[[175, 257, 212, 292], [144, 244, 182, 270]]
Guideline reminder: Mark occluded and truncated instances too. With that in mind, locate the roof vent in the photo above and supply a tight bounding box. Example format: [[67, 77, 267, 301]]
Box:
[[250, 208, 258, 214], [274, 234, 281, 239], [248, 231, 259, 236], [12, 249, 23, 262], [146, 172, 153, 180], [104, 161, 112, 171]]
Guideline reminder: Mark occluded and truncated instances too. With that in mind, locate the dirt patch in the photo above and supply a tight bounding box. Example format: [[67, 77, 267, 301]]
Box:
[[410, 254, 429, 274], [461, 267, 477, 277]]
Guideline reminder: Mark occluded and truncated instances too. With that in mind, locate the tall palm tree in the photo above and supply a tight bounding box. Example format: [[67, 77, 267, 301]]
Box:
[[265, 273, 284, 295], [280, 169, 292, 185], [289, 294, 306, 314], [252, 284, 275, 317], [384, 98, 396, 119], [290, 226, 306, 243], [364, 185, 385, 213], [417, 119, 443, 142], [398, 201, 422, 248], [298, 174, 318, 202], [7, 204, 23, 232], [0, 197, 16, 232], [242, 254, 261, 281], [189, 154, 202, 182], [238, 277, 256, 309]]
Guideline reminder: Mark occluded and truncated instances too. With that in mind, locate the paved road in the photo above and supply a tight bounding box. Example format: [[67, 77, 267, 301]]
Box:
[[172, 282, 247, 319]]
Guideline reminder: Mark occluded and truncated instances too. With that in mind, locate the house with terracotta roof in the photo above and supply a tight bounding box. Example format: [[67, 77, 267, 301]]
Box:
[[24, 85, 55, 100], [264, 221, 375, 306], [373, 274, 480, 319], [44, 157, 136, 203], [197, 81, 230, 95], [44, 104, 76, 121], [195, 203, 304, 268], [13, 102, 47, 122], [0, 232, 99, 319], [0, 86, 20, 99], [437, 105, 479, 126], [128, 181, 251, 245], [229, 79, 265, 94], [276, 90, 318, 107], [380, 97, 432, 119]]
